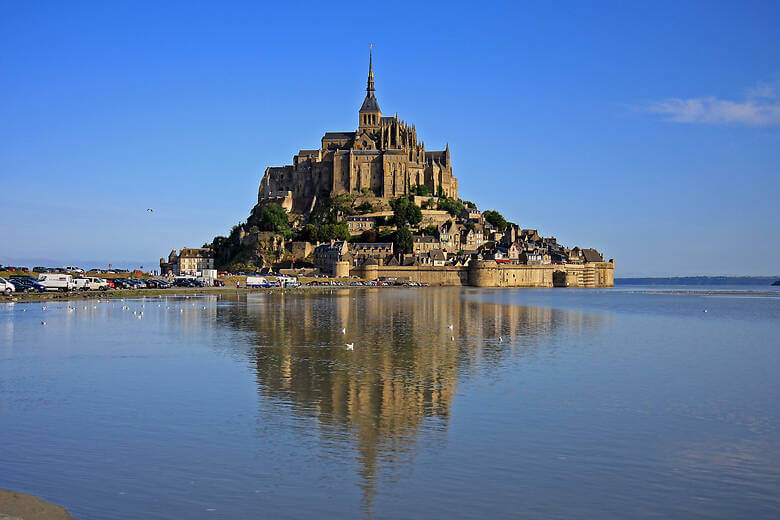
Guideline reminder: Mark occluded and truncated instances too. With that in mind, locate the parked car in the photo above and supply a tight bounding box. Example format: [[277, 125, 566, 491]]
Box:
[[9, 278, 46, 292], [63, 266, 84, 273], [128, 278, 147, 288], [0, 277, 17, 295], [107, 278, 129, 289], [37, 273, 74, 292], [73, 277, 110, 291]]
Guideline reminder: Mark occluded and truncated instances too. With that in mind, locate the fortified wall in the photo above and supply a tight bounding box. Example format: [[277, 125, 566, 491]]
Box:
[[352, 260, 614, 288]]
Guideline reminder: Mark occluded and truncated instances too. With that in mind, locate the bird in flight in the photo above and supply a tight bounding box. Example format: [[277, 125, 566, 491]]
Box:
[[345, 343, 354, 350], [146, 208, 154, 212]]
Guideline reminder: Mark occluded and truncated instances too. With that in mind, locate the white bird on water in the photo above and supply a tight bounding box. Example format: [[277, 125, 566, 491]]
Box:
[[448, 324, 454, 330], [499, 336, 503, 342], [41, 321, 46, 326], [41, 306, 47, 311], [345, 343, 354, 351], [340, 327, 346, 334]]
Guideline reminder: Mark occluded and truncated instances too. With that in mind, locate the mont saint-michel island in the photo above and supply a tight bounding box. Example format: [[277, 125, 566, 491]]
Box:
[[163, 52, 614, 288]]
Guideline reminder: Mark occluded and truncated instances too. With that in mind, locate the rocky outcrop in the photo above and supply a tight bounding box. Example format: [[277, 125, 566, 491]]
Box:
[[0, 489, 76, 520]]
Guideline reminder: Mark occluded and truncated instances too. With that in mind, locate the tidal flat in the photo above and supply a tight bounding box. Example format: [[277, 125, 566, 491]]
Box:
[[1, 287, 779, 519]]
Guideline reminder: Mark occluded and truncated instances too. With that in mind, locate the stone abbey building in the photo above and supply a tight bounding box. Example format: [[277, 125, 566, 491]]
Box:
[[258, 51, 458, 213]]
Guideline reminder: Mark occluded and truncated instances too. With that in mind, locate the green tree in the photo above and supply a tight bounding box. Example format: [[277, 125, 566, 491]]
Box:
[[423, 224, 439, 238], [390, 195, 422, 227], [258, 203, 289, 233], [355, 201, 374, 214], [437, 197, 464, 217], [359, 229, 379, 243], [394, 226, 413, 254], [483, 209, 507, 232], [411, 184, 431, 196]]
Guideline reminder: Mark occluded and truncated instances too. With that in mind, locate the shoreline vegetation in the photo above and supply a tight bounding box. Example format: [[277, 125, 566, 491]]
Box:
[[0, 488, 76, 520]]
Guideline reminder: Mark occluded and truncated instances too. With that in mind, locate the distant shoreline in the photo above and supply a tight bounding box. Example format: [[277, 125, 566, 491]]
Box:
[[616, 276, 780, 286]]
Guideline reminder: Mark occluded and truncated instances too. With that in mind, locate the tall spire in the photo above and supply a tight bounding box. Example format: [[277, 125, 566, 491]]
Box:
[[367, 44, 375, 95], [359, 44, 381, 118]]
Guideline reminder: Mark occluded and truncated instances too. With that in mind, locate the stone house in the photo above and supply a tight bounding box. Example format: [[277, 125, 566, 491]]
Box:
[[346, 216, 375, 235], [439, 221, 458, 251], [351, 242, 393, 266], [314, 240, 350, 275], [412, 235, 438, 254], [430, 249, 447, 267], [160, 247, 215, 275], [581, 248, 604, 263]]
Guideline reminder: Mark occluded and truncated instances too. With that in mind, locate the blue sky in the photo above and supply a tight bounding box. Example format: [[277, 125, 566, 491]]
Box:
[[1, 1, 778, 276]]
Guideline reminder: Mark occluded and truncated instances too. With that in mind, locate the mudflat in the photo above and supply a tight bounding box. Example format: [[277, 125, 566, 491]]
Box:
[[0, 489, 75, 520]]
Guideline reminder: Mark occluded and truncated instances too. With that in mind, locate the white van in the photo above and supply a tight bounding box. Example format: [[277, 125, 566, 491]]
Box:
[[276, 275, 300, 288], [246, 276, 268, 288], [73, 277, 110, 291], [38, 273, 75, 292]]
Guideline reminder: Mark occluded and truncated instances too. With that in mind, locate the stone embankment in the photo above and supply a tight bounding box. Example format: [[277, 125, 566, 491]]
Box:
[[353, 260, 615, 287], [0, 489, 76, 520]]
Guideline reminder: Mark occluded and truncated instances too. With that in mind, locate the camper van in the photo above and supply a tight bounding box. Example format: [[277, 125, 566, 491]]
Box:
[[38, 273, 75, 292], [73, 277, 110, 291], [246, 276, 269, 288], [276, 275, 300, 288]]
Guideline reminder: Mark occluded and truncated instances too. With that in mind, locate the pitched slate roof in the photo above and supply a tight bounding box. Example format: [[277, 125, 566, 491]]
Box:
[[323, 132, 355, 140], [360, 94, 381, 112], [582, 248, 604, 263]]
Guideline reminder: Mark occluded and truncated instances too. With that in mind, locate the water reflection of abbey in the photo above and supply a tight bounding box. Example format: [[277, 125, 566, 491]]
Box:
[[220, 290, 609, 510]]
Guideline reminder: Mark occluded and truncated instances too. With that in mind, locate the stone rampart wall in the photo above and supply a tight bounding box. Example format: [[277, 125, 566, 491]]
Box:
[[352, 261, 614, 288]]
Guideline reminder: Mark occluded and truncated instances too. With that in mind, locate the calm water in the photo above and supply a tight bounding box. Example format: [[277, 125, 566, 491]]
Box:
[[1, 287, 779, 519]]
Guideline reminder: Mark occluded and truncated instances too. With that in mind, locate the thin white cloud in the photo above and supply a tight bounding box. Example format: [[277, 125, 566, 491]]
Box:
[[644, 81, 780, 126]]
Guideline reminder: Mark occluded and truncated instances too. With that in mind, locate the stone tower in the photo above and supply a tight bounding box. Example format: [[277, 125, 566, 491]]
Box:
[[358, 46, 382, 133]]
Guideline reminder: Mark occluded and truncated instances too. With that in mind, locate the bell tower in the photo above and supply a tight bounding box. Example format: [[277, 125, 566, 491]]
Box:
[[358, 45, 382, 133]]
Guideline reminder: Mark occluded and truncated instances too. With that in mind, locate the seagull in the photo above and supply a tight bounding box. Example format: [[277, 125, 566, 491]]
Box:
[[41, 321, 46, 326], [146, 208, 154, 212], [136, 315, 142, 319], [42, 306, 47, 311], [340, 328, 346, 334], [22, 309, 26, 312], [498, 336, 503, 342], [451, 336, 454, 341], [345, 343, 354, 350], [448, 324, 454, 330], [703, 309, 708, 313]]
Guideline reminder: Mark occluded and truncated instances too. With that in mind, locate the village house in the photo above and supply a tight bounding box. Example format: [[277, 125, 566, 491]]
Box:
[[160, 247, 215, 276], [351, 242, 393, 265], [413, 235, 438, 254], [439, 221, 458, 251], [314, 240, 350, 274], [346, 216, 375, 235], [430, 249, 447, 267]]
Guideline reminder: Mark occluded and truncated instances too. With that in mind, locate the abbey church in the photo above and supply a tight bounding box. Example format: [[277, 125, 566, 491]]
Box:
[[258, 50, 458, 213]]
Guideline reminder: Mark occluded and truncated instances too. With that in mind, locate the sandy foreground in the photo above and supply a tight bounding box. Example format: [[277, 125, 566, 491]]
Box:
[[0, 489, 76, 520]]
